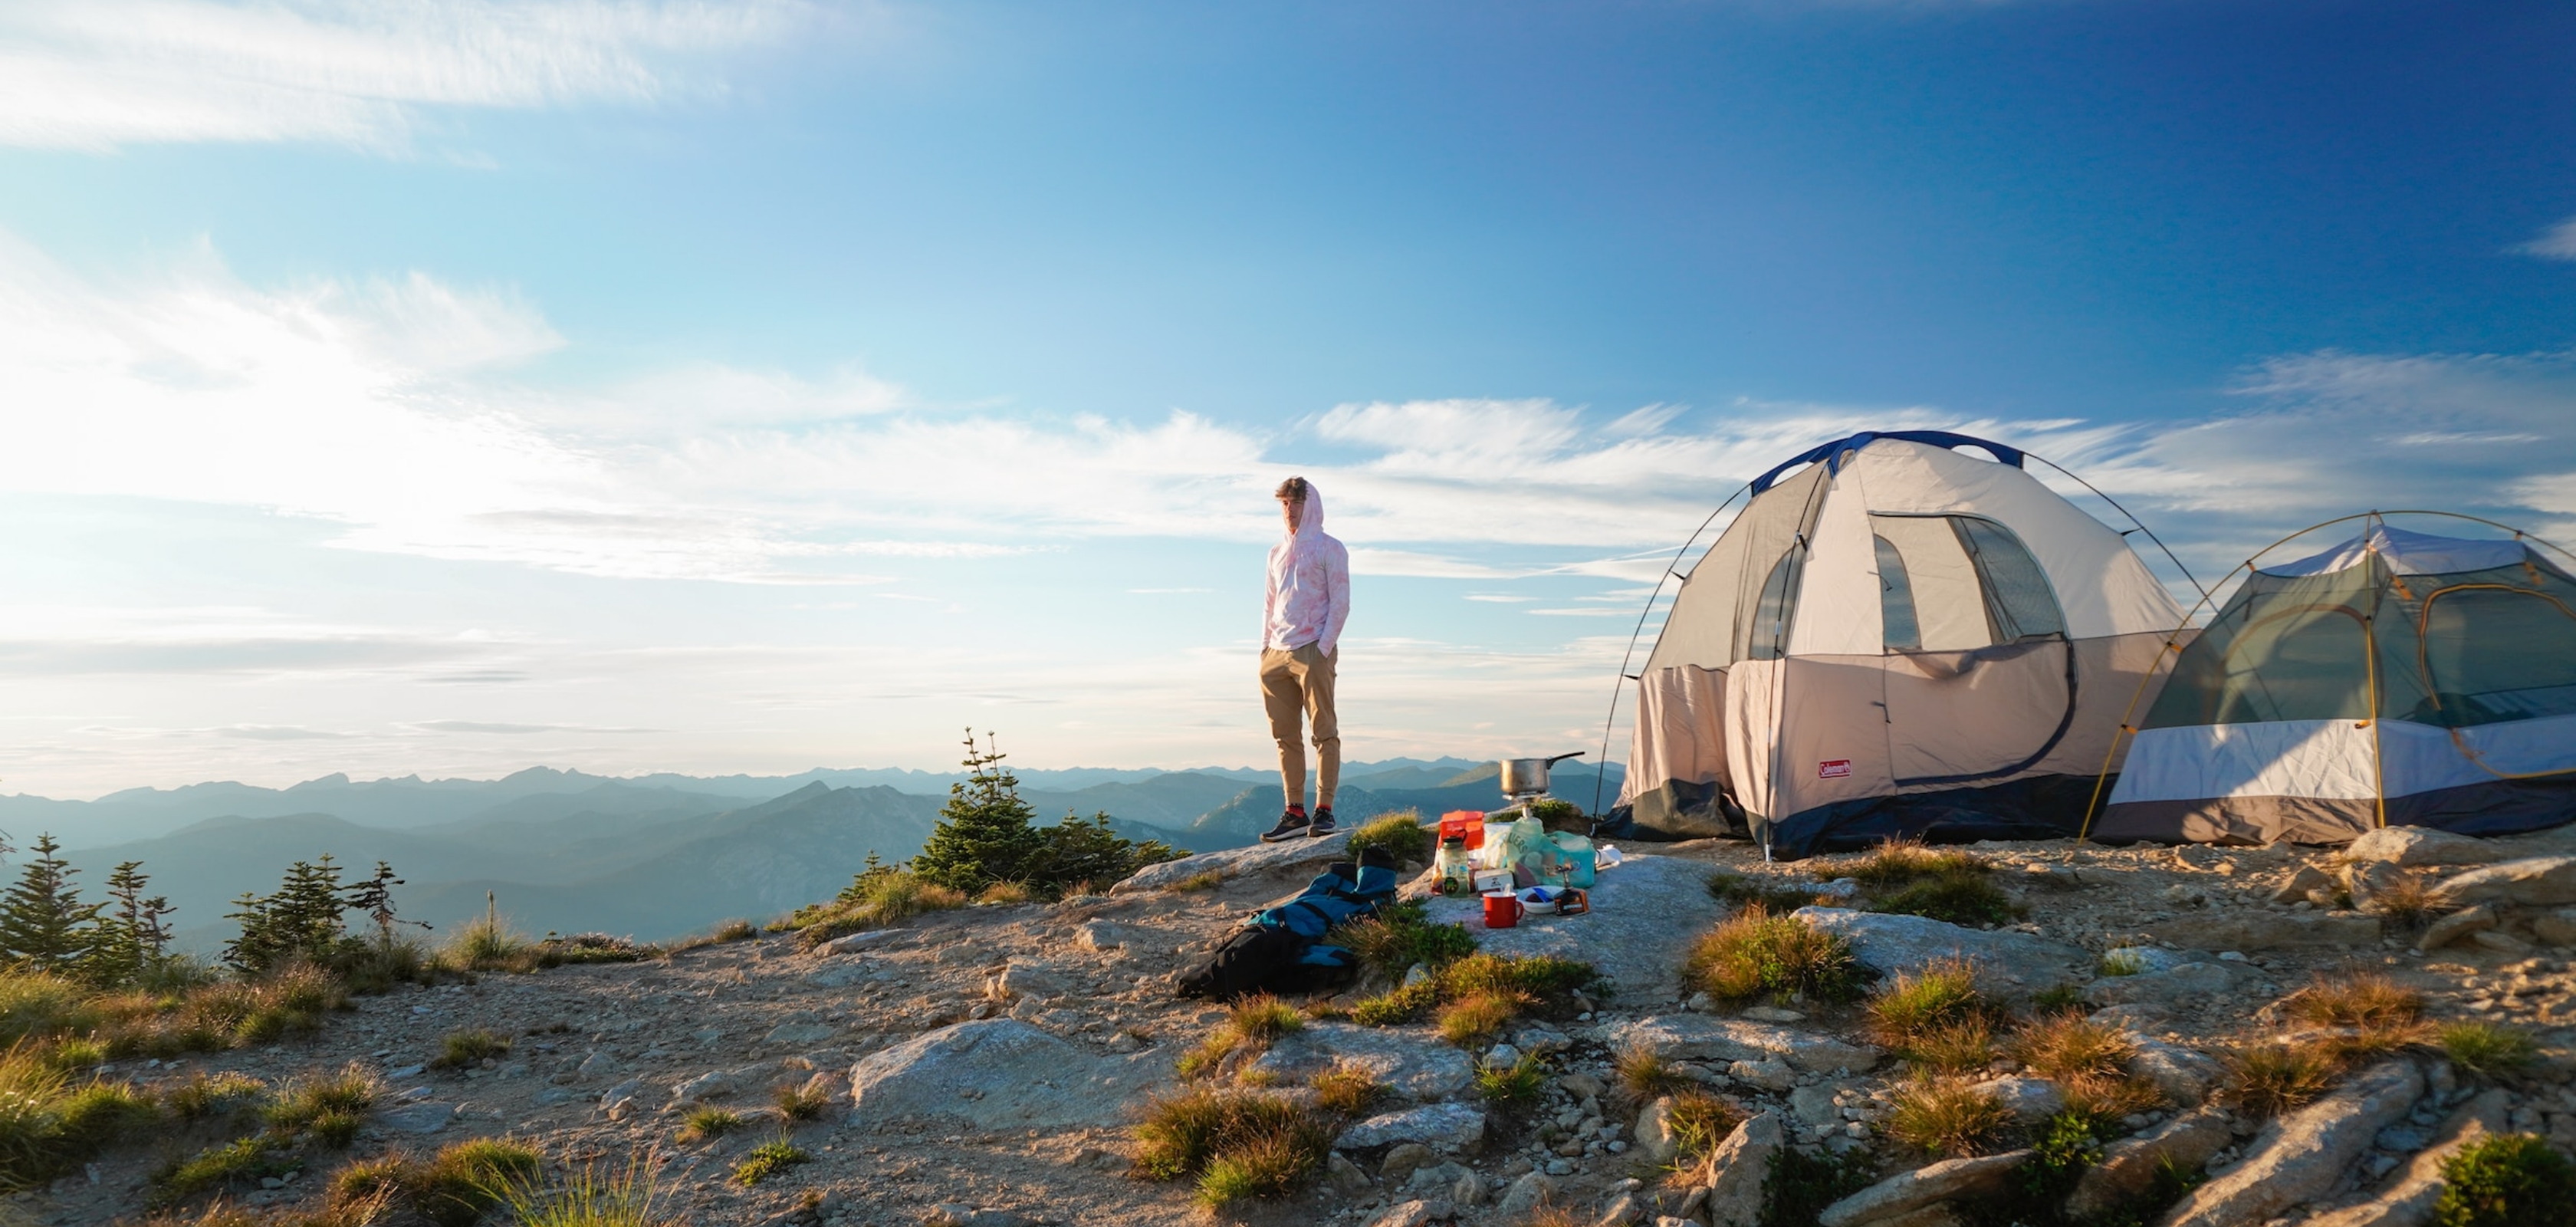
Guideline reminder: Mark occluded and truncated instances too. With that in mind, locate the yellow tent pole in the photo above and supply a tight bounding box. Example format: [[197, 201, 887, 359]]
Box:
[[2363, 512, 2389, 830]]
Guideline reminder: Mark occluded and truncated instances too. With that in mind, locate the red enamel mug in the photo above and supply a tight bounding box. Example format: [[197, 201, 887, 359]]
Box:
[[1483, 891, 1523, 929]]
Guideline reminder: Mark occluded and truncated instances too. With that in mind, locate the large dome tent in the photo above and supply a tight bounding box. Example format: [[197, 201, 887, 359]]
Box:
[[1603, 429, 2192, 858], [2088, 512, 2576, 846]]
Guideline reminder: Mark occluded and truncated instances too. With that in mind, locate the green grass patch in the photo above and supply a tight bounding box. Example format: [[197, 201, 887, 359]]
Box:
[[1349, 951, 1598, 1031], [429, 1028, 512, 1070], [785, 868, 968, 952], [731, 1139, 812, 1186], [1349, 978, 1441, 1026], [1476, 1051, 1546, 1104], [1329, 899, 1479, 977], [264, 1063, 377, 1133], [1870, 873, 2022, 926], [1344, 812, 1434, 866], [2440, 1021, 2540, 1082], [150, 1136, 297, 1207]]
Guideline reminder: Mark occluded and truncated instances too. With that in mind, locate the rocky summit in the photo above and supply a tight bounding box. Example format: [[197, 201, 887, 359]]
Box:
[[28, 822, 2576, 1227]]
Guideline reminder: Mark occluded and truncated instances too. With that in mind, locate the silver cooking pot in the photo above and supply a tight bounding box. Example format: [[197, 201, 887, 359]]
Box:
[[1499, 752, 1585, 798]]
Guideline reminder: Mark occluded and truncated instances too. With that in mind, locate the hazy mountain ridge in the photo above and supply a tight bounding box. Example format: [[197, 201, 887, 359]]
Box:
[[12, 758, 1487, 850], [41, 756, 1549, 947]]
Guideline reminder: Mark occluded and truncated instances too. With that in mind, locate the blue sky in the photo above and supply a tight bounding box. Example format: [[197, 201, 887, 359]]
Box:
[[1, 0, 2571, 798]]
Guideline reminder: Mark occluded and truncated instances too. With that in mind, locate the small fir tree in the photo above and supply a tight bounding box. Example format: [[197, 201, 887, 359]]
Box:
[[909, 731, 1044, 893], [341, 860, 429, 950], [224, 857, 353, 973], [1029, 811, 1180, 891], [91, 860, 173, 986], [0, 834, 104, 975]]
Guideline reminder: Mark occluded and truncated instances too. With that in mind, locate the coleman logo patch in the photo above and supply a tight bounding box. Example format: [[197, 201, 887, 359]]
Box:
[[1819, 760, 1852, 778]]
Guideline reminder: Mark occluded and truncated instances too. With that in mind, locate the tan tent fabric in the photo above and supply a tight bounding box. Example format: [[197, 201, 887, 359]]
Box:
[[1617, 432, 2188, 855]]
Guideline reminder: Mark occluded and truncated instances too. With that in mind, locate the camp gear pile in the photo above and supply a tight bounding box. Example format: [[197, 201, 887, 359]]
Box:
[[1175, 847, 1398, 1000]]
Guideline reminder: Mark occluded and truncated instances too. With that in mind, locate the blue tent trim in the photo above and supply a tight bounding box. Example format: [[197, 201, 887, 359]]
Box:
[[1749, 430, 2026, 495]]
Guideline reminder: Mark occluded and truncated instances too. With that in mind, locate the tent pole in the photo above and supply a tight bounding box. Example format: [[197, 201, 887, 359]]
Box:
[[2024, 452, 2214, 609], [2364, 512, 2390, 830], [1591, 482, 1753, 818]]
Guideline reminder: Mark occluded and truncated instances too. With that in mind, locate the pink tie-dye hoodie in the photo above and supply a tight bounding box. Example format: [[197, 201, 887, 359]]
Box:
[[1264, 482, 1350, 656]]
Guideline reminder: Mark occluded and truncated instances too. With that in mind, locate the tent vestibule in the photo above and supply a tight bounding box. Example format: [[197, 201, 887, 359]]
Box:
[[1616, 431, 2187, 857]]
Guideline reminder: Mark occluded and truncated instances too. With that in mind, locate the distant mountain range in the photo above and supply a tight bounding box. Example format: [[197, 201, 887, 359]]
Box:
[[25, 758, 1620, 949]]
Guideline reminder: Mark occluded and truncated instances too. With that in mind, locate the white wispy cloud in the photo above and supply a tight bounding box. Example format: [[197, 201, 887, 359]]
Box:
[[2010, 347, 2576, 579], [0, 0, 820, 153], [6, 232, 2573, 603], [2513, 215, 2576, 262]]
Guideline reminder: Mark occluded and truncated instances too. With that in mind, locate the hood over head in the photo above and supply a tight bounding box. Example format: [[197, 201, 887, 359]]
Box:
[[1283, 479, 1325, 542]]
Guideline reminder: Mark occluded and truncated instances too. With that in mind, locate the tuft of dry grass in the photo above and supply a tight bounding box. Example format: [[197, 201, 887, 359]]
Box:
[[1884, 1077, 2014, 1157], [2286, 970, 2433, 1059], [1309, 1065, 1385, 1116], [974, 882, 1035, 906], [787, 870, 967, 951], [1226, 995, 1305, 1045], [1179, 995, 1304, 1080], [2062, 1071, 2169, 1123], [1437, 990, 1531, 1050], [1662, 1090, 1743, 1163], [774, 1081, 833, 1123], [1867, 957, 1999, 1057], [1616, 1047, 1687, 1100], [1194, 1123, 1332, 1208], [1684, 904, 1868, 1006], [488, 1156, 678, 1227], [2227, 1042, 2339, 1118], [2010, 1014, 2135, 1084], [2287, 971, 2426, 1031], [1133, 1087, 1334, 1207], [1847, 837, 1985, 887], [1170, 870, 1227, 893], [428, 1028, 511, 1071], [1906, 1019, 1998, 1075], [2367, 872, 2443, 931], [677, 1107, 744, 1143]]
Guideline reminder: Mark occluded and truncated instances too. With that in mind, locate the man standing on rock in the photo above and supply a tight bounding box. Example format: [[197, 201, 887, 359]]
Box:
[[1259, 475, 1350, 842]]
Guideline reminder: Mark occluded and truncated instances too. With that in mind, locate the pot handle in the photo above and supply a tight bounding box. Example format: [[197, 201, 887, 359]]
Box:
[[1545, 752, 1585, 766]]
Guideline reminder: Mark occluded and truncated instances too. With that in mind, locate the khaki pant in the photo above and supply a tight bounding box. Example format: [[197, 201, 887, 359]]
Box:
[[1260, 643, 1339, 811]]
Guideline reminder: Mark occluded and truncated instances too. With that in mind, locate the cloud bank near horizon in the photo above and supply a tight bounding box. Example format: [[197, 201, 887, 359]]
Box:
[[2, 235, 2571, 798]]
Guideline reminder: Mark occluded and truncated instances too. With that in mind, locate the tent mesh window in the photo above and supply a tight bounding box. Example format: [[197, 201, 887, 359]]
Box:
[[2144, 550, 2576, 731], [1874, 534, 1923, 652], [1953, 516, 2068, 643], [1866, 514, 2067, 653]]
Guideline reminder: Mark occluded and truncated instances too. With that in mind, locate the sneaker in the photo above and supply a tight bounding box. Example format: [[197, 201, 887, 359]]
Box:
[[1306, 807, 1338, 837], [1260, 808, 1311, 843]]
